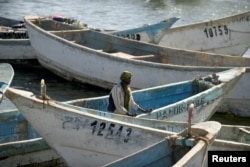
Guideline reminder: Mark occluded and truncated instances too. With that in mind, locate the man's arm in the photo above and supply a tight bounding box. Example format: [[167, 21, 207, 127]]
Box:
[[130, 94, 152, 114]]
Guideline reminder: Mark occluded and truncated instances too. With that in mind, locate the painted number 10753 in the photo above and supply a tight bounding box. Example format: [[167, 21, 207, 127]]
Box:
[[204, 25, 229, 38]]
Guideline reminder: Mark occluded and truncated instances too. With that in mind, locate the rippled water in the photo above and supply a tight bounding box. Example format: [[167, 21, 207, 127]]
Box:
[[0, 0, 250, 125], [0, 66, 110, 110], [1, 0, 249, 29]]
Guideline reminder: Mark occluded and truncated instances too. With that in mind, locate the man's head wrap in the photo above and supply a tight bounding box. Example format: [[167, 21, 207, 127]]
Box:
[[120, 71, 132, 81]]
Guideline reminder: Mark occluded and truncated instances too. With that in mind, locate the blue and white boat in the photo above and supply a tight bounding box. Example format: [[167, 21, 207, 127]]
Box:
[[1, 67, 249, 166], [24, 15, 250, 116], [4, 86, 223, 167]]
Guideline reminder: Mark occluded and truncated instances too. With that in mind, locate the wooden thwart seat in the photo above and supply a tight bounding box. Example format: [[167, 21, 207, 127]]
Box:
[[110, 52, 155, 60]]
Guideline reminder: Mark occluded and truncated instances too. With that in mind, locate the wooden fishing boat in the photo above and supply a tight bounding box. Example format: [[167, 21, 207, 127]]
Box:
[[0, 138, 66, 167], [1, 106, 249, 166], [0, 109, 66, 167], [1, 65, 248, 166], [99, 12, 250, 56], [0, 15, 85, 66], [0, 63, 62, 166], [110, 17, 179, 44], [0, 15, 178, 66], [104, 139, 250, 167], [4, 87, 222, 167], [0, 66, 248, 165], [0, 16, 37, 65], [0, 15, 85, 65], [24, 16, 250, 116], [159, 11, 250, 56], [62, 68, 245, 122], [0, 63, 63, 166]]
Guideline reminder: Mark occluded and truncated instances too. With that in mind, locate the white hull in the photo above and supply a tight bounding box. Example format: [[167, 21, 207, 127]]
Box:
[[140, 96, 225, 122], [0, 39, 36, 60], [25, 17, 250, 116], [5, 87, 222, 167], [161, 11, 250, 56], [1, 107, 249, 166], [9, 91, 172, 166]]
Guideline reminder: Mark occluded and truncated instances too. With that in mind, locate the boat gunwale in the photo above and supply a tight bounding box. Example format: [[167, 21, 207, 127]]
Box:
[[25, 17, 250, 72], [170, 11, 250, 30]]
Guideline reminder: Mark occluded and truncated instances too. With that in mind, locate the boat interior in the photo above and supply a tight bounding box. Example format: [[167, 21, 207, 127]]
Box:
[[67, 77, 216, 114], [32, 19, 250, 67], [0, 110, 41, 143]]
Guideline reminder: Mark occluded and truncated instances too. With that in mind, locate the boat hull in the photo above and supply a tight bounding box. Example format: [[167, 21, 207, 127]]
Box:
[[25, 17, 250, 116], [0, 39, 36, 60], [2, 89, 191, 166], [161, 11, 250, 56], [0, 17, 37, 63], [5, 87, 223, 167], [0, 138, 65, 167], [1, 108, 249, 166]]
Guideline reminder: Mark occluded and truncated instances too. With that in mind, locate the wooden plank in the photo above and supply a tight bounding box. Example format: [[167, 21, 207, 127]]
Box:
[[110, 52, 136, 59]]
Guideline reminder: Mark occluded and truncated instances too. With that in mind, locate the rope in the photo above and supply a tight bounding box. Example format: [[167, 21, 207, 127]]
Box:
[[192, 73, 221, 93]]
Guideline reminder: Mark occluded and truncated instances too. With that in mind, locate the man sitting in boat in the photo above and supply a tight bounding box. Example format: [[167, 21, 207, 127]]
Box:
[[107, 71, 152, 116]]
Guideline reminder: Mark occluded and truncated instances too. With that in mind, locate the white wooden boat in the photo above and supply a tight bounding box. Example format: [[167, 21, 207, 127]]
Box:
[[102, 11, 250, 56], [62, 67, 245, 122], [0, 16, 38, 64], [1, 106, 249, 166], [1, 67, 248, 165], [0, 15, 178, 66], [0, 68, 249, 165], [0, 15, 87, 65], [4, 87, 223, 167], [159, 11, 250, 56], [24, 16, 250, 116]]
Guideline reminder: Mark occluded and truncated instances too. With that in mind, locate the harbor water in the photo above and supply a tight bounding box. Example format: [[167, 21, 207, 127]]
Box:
[[0, 0, 250, 126]]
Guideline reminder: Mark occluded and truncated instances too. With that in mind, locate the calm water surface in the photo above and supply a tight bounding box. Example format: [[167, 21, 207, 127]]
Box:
[[0, 0, 250, 125]]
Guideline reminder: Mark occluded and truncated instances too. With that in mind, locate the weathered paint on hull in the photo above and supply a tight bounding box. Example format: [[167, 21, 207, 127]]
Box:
[[25, 17, 250, 116], [0, 138, 65, 167], [0, 107, 65, 166], [5, 88, 221, 167], [111, 17, 179, 44], [104, 139, 209, 167], [0, 39, 36, 60], [2, 88, 178, 166], [0, 16, 37, 62], [219, 71, 250, 116], [1, 108, 249, 166], [161, 11, 250, 56], [0, 16, 177, 63], [65, 68, 245, 123]]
